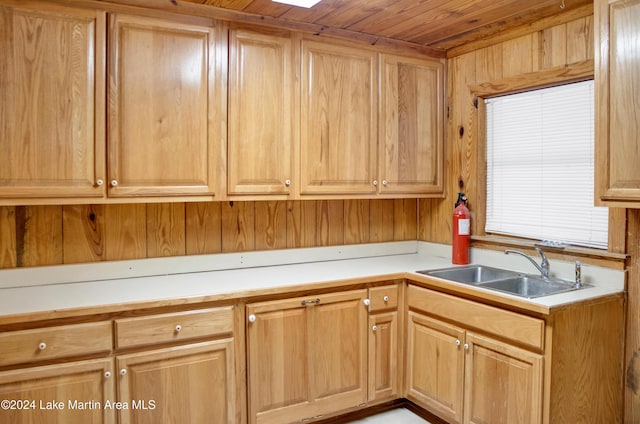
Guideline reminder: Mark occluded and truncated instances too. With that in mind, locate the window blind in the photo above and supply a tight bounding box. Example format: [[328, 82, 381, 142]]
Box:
[[485, 80, 609, 249]]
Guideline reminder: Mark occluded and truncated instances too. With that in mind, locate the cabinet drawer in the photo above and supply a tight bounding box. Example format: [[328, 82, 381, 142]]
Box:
[[0, 321, 112, 367], [115, 307, 233, 349], [407, 285, 544, 350], [368, 285, 399, 311]]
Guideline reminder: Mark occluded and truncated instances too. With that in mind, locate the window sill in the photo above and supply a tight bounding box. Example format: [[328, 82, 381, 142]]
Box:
[[471, 235, 628, 270]]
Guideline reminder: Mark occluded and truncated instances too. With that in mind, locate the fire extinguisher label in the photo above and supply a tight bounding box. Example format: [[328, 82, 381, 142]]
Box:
[[458, 219, 470, 235]]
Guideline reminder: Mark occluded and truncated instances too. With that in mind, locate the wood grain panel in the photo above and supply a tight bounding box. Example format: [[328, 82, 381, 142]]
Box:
[[0, 207, 16, 268], [146, 203, 186, 258], [345, 200, 370, 244], [566, 16, 593, 63], [286, 200, 317, 248], [221, 201, 255, 252], [370, 200, 394, 243], [63, 205, 104, 264], [541, 24, 567, 69], [393, 199, 417, 241], [186, 202, 222, 255], [316, 200, 344, 247], [104, 203, 147, 261], [255, 201, 287, 250], [18, 206, 63, 267], [626, 209, 640, 423], [502, 34, 536, 77]]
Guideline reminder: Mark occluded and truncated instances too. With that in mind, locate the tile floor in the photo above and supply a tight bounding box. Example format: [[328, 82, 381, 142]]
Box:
[[346, 408, 431, 423]]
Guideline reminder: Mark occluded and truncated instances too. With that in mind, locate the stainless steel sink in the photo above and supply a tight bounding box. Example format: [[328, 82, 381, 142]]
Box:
[[478, 276, 577, 298], [417, 265, 583, 299], [416, 265, 518, 284]]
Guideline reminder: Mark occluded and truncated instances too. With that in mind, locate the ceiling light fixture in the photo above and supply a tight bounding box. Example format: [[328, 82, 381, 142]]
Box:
[[272, 0, 322, 8]]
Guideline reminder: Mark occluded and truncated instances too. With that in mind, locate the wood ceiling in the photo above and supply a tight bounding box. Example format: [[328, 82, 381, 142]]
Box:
[[182, 0, 593, 55]]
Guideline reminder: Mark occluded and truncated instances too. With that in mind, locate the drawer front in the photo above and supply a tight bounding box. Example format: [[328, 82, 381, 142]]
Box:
[[115, 307, 233, 349], [0, 321, 112, 367], [407, 285, 544, 350], [368, 285, 399, 311]]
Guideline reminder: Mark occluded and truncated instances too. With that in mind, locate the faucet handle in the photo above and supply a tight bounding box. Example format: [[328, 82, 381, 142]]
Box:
[[575, 261, 582, 288]]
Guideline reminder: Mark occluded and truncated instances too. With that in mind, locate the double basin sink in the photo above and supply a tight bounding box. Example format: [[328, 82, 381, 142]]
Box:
[[416, 265, 583, 299]]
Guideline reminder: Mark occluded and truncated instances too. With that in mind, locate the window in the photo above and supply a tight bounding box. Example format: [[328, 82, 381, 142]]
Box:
[[485, 80, 609, 249]]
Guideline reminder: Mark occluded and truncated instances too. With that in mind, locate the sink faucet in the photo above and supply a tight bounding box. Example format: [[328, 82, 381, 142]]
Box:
[[505, 247, 550, 280]]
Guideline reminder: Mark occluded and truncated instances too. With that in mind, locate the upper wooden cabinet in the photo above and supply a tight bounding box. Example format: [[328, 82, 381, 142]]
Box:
[[595, 0, 640, 206], [300, 38, 378, 196], [108, 13, 224, 198], [227, 27, 295, 197], [0, 2, 106, 200], [379, 54, 444, 196]]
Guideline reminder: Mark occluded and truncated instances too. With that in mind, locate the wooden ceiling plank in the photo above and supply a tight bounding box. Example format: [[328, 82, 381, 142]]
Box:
[[280, 0, 345, 22], [243, 0, 292, 16], [200, 0, 255, 9], [312, 0, 396, 29], [346, 0, 454, 34]]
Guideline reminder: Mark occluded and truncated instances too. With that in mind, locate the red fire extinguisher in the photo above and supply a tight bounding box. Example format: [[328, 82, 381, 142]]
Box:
[[452, 193, 470, 265]]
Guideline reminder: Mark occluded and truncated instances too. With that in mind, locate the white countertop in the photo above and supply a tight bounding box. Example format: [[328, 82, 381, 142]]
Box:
[[0, 241, 625, 322]]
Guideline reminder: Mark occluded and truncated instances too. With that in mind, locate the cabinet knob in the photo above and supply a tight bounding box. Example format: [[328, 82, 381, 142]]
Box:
[[382, 180, 388, 186], [38, 342, 47, 350], [248, 314, 256, 323], [455, 339, 461, 346], [96, 179, 104, 186], [363, 299, 370, 306], [383, 295, 389, 302], [111, 180, 118, 187], [464, 343, 469, 350], [120, 369, 127, 376], [175, 324, 182, 333], [104, 371, 112, 379], [285, 179, 291, 187], [372, 325, 377, 332], [372, 180, 378, 186]]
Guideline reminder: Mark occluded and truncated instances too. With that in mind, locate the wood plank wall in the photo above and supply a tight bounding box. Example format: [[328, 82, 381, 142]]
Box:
[[0, 199, 417, 269], [418, 13, 595, 245]]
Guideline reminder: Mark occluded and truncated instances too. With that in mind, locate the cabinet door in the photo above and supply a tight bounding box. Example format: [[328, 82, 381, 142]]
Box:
[[406, 312, 465, 424], [368, 311, 399, 401], [595, 0, 640, 205], [0, 358, 115, 424], [379, 54, 444, 195], [246, 289, 367, 424], [464, 332, 543, 424], [0, 2, 106, 200], [310, 290, 368, 413], [117, 339, 235, 424], [246, 297, 311, 424], [300, 39, 377, 195], [108, 13, 222, 198], [228, 27, 295, 196]]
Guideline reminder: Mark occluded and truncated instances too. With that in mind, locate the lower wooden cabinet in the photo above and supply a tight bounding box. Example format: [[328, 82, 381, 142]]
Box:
[[407, 311, 543, 424], [0, 358, 116, 424], [368, 311, 399, 401], [246, 289, 368, 424], [116, 339, 235, 424]]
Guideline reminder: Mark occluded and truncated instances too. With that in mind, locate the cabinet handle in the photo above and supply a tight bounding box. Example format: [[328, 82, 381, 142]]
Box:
[[372, 180, 378, 186], [175, 324, 182, 333], [111, 180, 118, 187], [301, 298, 320, 306], [96, 179, 104, 186], [383, 295, 389, 302], [248, 314, 256, 323], [363, 299, 370, 306], [382, 180, 388, 186], [372, 325, 377, 332], [120, 369, 127, 376], [455, 339, 461, 346], [464, 343, 469, 350], [104, 371, 112, 378], [285, 179, 291, 186], [38, 342, 47, 350]]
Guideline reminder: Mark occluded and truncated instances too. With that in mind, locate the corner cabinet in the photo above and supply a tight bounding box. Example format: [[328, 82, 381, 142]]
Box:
[[246, 289, 368, 424], [0, 1, 106, 200], [595, 0, 640, 206], [379, 54, 444, 196], [107, 12, 224, 198], [227, 26, 296, 197], [300, 38, 378, 196]]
